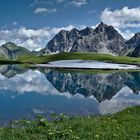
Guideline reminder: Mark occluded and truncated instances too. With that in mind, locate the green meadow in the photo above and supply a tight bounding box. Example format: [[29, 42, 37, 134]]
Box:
[[0, 106, 140, 140]]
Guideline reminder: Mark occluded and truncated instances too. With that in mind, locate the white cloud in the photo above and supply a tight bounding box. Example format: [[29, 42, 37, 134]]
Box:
[[0, 69, 83, 99], [30, 0, 51, 7], [99, 86, 140, 115], [17, 27, 50, 38], [34, 7, 57, 14], [0, 69, 59, 95], [116, 28, 134, 40], [101, 7, 140, 28], [0, 23, 135, 51], [0, 25, 75, 51], [71, 0, 87, 7]]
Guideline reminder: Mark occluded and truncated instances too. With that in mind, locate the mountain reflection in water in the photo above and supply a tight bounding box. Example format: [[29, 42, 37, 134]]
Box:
[[0, 65, 140, 124]]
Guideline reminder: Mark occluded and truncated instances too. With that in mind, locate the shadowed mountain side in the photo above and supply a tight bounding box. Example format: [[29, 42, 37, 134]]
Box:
[[42, 22, 126, 56]]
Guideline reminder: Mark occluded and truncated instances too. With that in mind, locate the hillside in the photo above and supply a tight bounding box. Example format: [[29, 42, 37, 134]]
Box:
[[0, 42, 31, 60]]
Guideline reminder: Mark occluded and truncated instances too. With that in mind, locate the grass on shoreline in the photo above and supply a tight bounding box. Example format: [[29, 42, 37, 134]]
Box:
[[0, 106, 140, 140], [0, 52, 140, 65], [19, 52, 140, 65]]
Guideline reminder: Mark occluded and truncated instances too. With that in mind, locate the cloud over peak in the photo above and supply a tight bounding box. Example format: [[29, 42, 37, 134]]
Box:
[[0, 25, 75, 51], [101, 7, 140, 28]]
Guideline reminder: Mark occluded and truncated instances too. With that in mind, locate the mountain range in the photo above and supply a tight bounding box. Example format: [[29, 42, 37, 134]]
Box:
[[41, 22, 140, 57], [1, 22, 140, 59]]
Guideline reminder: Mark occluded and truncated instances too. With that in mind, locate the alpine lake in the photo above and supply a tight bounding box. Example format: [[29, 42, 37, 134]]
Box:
[[0, 62, 140, 125]]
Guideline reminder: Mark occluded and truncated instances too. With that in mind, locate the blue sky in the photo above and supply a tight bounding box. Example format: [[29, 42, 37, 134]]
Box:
[[0, 0, 140, 50]]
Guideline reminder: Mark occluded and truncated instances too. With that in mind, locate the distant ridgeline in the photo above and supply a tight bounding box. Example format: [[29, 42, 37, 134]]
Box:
[[41, 22, 140, 57], [1, 22, 140, 60], [0, 42, 31, 60]]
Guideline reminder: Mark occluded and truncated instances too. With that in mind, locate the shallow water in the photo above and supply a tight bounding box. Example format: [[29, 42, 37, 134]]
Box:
[[36, 60, 139, 69], [0, 64, 140, 124]]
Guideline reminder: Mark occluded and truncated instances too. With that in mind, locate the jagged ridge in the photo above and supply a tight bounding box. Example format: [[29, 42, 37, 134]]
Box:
[[41, 22, 140, 57], [1, 22, 140, 58]]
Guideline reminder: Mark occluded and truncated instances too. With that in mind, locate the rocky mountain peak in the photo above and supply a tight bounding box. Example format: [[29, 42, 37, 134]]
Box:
[[94, 22, 108, 33], [69, 28, 80, 37], [40, 22, 140, 56], [97, 21, 106, 27], [100, 21, 104, 25], [55, 30, 68, 39], [132, 33, 140, 40], [126, 33, 140, 57], [70, 28, 79, 33], [59, 29, 68, 34], [80, 27, 94, 36], [42, 22, 126, 55], [4, 42, 16, 46], [126, 32, 140, 49], [0, 42, 31, 60], [2, 42, 17, 47]]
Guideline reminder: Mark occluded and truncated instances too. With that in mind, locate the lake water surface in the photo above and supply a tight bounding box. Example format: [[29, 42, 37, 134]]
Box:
[[36, 60, 139, 69], [0, 64, 140, 124]]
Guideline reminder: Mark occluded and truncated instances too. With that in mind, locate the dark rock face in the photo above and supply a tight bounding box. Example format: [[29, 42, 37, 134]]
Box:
[[126, 33, 140, 48], [0, 42, 31, 60], [45, 29, 81, 53], [42, 22, 127, 56], [70, 23, 126, 55], [126, 33, 140, 57], [40, 22, 140, 57], [128, 45, 140, 57]]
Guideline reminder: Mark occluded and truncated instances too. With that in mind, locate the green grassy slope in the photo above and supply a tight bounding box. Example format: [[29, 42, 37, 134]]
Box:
[[0, 57, 22, 64], [0, 106, 140, 140], [19, 52, 140, 65], [1, 52, 140, 65]]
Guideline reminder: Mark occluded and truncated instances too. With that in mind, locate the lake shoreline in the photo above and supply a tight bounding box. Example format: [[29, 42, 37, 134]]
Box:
[[32, 60, 140, 70], [2, 52, 140, 67]]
